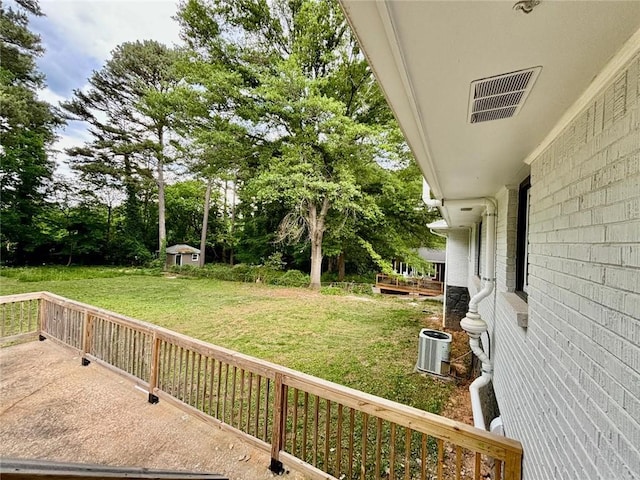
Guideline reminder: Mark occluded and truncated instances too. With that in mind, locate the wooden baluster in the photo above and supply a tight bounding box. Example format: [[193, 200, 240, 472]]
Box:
[[495, 459, 503, 480], [421, 434, 427, 480], [281, 385, 288, 452], [291, 388, 299, 456], [216, 360, 223, 419], [437, 439, 444, 480], [313, 395, 320, 466], [335, 403, 343, 478], [230, 366, 237, 425], [348, 408, 355, 480], [474, 452, 481, 480], [238, 369, 245, 429], [324, 399, 331, 472], [375, 418, 382, 480], [302, 392, 309, 462], [455, 446, 462, 480], [389, 423, 396, 480], [360, 413, 368, 480], [245, 372, 253, 432], [404, 428, 411, 480], [208, 358, 216, 416], [171, 345, 179, 396], [201, 356, 208, 411], [253, 375, 262, 438], [1, 303, 6, 337], [222, 363, 229, 423], [263, 378, 270, 442], [20, 302, 24, 335]]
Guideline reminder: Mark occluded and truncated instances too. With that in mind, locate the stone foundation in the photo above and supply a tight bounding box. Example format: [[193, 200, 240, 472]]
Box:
[[444, 285, 469, 330]]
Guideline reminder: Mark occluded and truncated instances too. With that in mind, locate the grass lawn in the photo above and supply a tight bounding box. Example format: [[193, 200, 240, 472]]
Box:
[[0, 267, 454, 414]]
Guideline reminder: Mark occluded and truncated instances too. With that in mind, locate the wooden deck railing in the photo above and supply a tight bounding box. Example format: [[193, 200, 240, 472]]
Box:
[[0, 292, 522, 480], [376, 274, 444, 296]]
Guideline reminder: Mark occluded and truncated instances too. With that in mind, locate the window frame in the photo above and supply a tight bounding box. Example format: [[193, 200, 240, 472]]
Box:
[[515, 176, 531, 300], [191, 254, 199, 262]]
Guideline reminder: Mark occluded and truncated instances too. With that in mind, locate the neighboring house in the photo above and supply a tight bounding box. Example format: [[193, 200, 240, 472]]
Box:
[[417, 247, 446, 282], [165, 244, 200, 268], [341, 2, 640, 479]]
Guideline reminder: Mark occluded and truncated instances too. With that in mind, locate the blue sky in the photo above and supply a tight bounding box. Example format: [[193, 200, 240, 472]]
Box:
[[30, 1, 182, 172]]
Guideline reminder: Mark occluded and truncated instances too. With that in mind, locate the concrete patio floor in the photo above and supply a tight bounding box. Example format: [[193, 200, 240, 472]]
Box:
[[0, 340, 308, 480]]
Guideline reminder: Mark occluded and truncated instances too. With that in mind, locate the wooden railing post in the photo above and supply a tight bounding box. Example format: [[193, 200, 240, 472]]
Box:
[[147, 334, 160, 404], [38, 296, 46, 341], [81, 311, 92, 366], [269, 372, 286, 474], [504, 450, 522, 480]]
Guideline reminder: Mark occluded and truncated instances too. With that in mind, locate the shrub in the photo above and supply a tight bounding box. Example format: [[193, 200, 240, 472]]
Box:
[[168, 263, 310, 288], [320, 286, 346, 296], [273, 269, 310, 287]]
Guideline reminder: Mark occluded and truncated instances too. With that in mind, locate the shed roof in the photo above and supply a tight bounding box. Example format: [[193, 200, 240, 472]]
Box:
[[166, 244, 200, 254]]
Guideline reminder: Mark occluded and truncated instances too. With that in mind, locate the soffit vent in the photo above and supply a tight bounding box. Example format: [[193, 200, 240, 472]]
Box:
[[469, 67, 542, 124]]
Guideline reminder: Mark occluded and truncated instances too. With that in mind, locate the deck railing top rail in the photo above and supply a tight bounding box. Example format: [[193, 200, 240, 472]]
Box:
[[1, 291, 523, 480]]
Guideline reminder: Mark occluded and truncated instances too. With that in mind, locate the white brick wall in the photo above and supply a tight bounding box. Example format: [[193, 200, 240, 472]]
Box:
[[467, 53, 640, 479], [445, 229, 470, 287]]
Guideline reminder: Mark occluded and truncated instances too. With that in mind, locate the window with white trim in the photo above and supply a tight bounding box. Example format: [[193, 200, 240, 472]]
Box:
[[192, 254, 199, 261]]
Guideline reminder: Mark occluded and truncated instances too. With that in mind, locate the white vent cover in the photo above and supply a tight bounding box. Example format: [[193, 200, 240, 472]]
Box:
[[469, 67, 542, 123], [417, 329, 452, 375]]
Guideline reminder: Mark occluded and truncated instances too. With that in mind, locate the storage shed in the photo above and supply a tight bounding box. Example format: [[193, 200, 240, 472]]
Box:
[[165, 244, 200, 268]]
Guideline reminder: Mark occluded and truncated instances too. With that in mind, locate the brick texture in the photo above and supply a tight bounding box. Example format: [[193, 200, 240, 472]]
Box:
[[486, 53, 640, 480]]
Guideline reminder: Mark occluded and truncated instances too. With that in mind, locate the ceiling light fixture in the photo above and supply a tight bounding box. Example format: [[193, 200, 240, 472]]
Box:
[[513, 0, 540, 14]]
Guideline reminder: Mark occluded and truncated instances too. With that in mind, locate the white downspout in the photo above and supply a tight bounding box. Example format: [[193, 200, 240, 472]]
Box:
[[444, 198, 496, 431]]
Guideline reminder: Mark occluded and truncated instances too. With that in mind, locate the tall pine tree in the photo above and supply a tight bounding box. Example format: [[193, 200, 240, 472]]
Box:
[[0, 0, 61, 263]]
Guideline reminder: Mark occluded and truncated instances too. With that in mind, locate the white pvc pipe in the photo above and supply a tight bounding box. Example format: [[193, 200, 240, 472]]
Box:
[[469, 368, 492, 430], [445, 198, 496, 431]]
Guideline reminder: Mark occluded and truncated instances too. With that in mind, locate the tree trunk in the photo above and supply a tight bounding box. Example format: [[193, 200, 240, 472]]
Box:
[[105, 203, 112, 258], [309, 232, 323, 289], [157, 128, 167, 262], [222, 179, 228, 264], [229, 178, 236, 266], [308, 198, 330, 289], [338, 252, 346, 281], [199, 178, 212, 267], [122, 154, 140, 237]]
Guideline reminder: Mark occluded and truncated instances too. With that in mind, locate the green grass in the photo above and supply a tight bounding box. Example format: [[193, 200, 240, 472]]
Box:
[[0, 266, 452, 413]]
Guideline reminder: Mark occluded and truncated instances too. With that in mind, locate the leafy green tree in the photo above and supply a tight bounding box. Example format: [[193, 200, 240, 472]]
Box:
[[62, 40, 184, 260], [165, 180, 213, 247], [178, 0, 402, 288], [0, 0, 61, 263]]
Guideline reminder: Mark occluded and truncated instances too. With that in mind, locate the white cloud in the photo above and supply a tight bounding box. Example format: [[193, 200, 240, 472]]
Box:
[[40, 0, 182, 63], [34, 1, 182, 176], [37, 86, 67, 105]]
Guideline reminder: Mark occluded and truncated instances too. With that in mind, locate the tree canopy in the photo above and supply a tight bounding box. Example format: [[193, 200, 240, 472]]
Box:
[[2, 0, 442, 282], [0, 0, 61, 263]]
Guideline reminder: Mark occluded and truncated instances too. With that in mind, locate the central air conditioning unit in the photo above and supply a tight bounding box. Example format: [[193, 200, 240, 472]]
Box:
[[417, 329, 452, 376]]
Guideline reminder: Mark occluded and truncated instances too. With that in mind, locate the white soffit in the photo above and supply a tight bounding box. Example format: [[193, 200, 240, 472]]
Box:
[[341, 1, 640, 225]]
